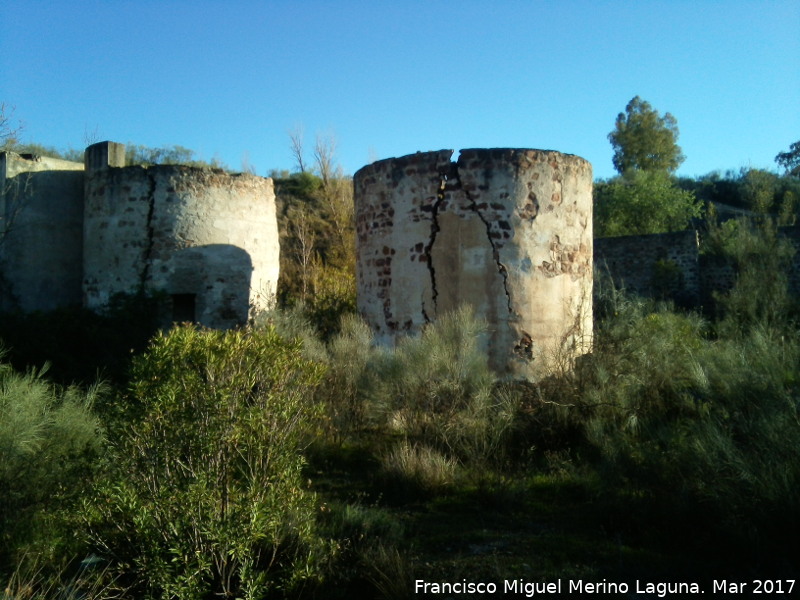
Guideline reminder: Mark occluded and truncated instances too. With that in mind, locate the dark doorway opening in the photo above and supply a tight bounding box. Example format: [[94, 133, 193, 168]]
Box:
[[172, 293, 196, 323]]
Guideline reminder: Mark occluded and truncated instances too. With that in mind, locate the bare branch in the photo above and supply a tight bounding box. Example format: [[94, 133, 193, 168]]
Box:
[[313, 132, 336, 185], [288, 125, 307, 173], [311, 132, 353, 262], [0, 102, 23, 150], [291, 208, 317, 299], [83, 123, 101, 147]]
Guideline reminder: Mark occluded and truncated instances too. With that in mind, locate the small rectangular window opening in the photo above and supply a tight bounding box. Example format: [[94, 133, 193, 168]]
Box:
[[172, 293, 196, 323]]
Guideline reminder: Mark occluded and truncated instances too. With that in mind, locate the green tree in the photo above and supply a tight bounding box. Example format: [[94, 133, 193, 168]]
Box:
[[594, 170, 701, 237], [731, 167, 798, 224], [597, 97, 698, 236], [739, 168, 777, 214], [609, 96, 685, 175], [705, 217, 796, 332], [775, 140, 800, 177]]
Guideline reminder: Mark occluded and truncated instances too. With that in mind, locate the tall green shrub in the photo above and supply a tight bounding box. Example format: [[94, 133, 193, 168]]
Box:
[[0, 362, 103, 570], [81, 325, 328, 600], [705, 218, 797, 334], [319, 314, 375, 442], [594, 170, 701, 237]]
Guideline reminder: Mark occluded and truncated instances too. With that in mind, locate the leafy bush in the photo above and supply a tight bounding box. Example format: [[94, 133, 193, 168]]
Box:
[[0, 362, 103, 570], [594, 170, 701, 237], [257, 308, 372, 444], [302, 265, 357, 341], [686, 329, 800, 541], [318, 314, 375, 442], [80, 325, 329, 600]]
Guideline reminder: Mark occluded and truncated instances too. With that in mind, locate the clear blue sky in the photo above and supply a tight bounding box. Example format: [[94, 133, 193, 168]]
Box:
[[2, 1, 798, 180]]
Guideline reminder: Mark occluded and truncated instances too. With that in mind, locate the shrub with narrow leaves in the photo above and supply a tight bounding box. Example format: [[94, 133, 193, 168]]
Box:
[[0, 362, 103, 570], [81, 325, 328, 600]]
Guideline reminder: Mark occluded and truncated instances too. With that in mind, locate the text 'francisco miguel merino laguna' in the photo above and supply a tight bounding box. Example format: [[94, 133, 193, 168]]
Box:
[[414, 578, 713, 597]]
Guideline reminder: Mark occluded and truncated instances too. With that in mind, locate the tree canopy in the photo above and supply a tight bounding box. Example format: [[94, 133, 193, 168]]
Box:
[[594, 170, 701, 237], [775, 140, 800, 177], [609, 96, 685, 175]]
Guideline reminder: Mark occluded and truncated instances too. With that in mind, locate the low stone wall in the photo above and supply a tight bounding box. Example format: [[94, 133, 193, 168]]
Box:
[[594, 230, 700, 305], [595, 225, 800, 308]]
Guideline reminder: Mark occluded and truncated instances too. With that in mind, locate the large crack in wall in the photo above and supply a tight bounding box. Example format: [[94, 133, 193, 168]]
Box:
[[140, 169, 157, 290], [455, 159, 514, 318], [425, 154, 515, 319], [421, 170, 447, 323]]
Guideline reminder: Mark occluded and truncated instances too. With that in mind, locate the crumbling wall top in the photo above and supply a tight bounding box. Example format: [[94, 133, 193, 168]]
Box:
[[355, 148, 592, 179]]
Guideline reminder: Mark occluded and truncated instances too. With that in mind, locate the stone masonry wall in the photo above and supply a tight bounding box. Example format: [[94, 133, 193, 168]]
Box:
[[594, 230, 701, 305], [595, 225, 800, 308], [355, 148, 593, 379]]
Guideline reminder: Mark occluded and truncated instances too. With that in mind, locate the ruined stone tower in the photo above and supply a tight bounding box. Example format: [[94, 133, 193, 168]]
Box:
[[83, 142, 279, 328], [354, 148, 593, 379], [0, 142, 279, 328]]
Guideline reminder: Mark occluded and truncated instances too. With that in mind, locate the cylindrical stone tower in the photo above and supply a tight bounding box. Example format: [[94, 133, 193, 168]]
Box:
[[83, 142, 280, 329], [354, 148, 593, 379]]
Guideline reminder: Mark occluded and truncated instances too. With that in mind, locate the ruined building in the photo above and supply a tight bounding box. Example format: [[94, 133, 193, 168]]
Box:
[[11, 140, 791, 379], [354, 148, 593, 379], [0, 142, 279, 327]]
